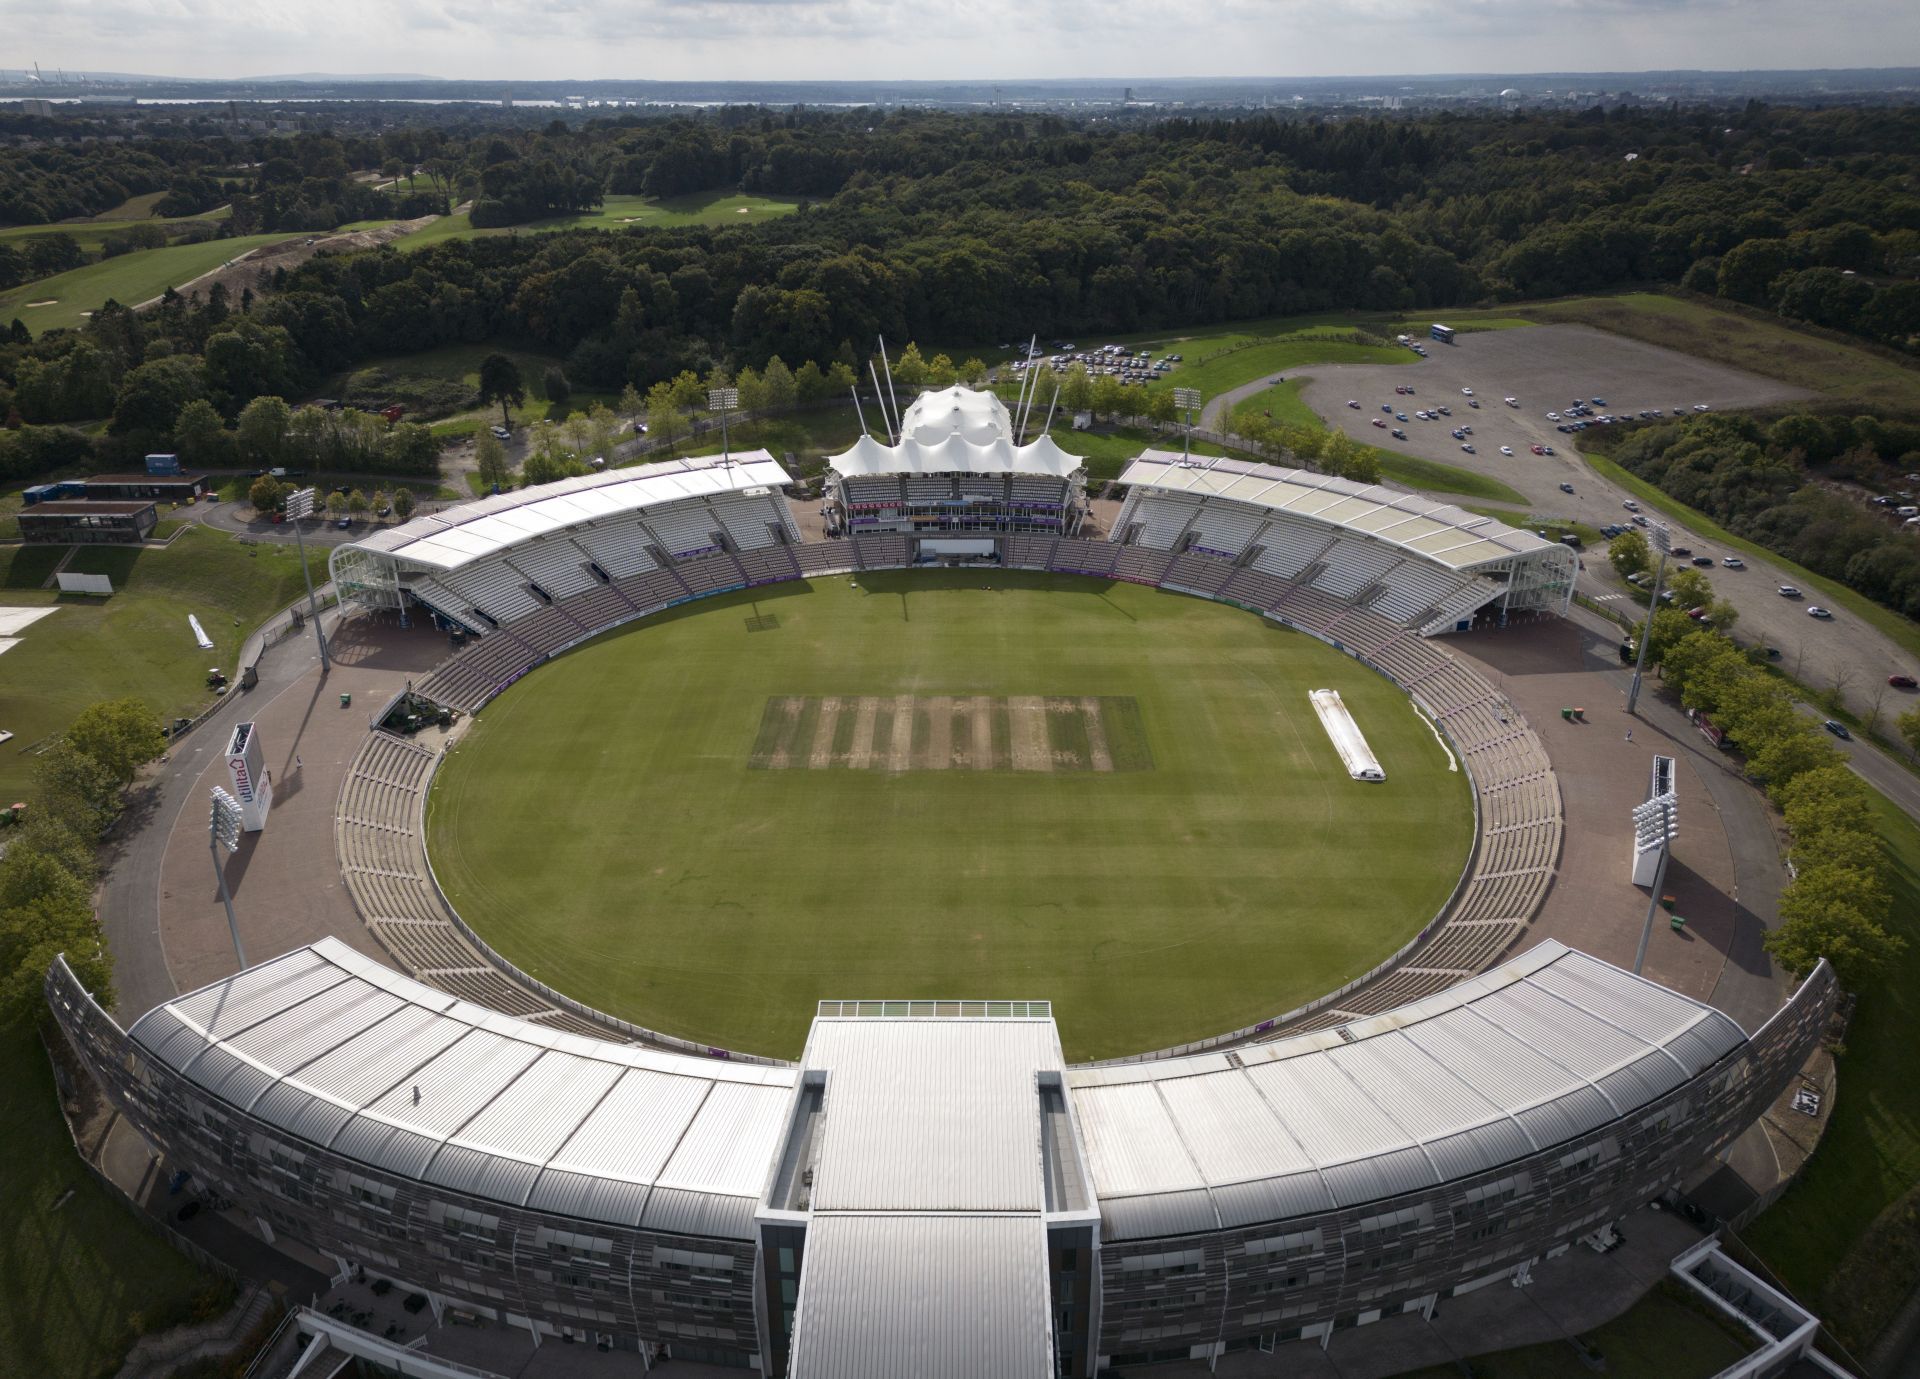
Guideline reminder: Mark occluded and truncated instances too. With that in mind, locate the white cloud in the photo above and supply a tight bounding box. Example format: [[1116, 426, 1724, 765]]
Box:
[[8, 0, 1917, 81]]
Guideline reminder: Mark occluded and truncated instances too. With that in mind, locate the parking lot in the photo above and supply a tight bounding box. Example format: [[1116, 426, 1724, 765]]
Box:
[[1296, 324, 1812, 508], [1292, 325, 1916, 721]]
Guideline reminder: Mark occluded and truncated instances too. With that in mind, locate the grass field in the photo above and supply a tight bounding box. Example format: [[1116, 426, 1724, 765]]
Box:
[[1742, 789, 1920, 1353], [0, 234, 291, 332], [397, 191, 801, 253], [428, 573, 1473, 1060], [1159, 331, 1409, 403], [0, 1025, 215, 1379], [0, 527, 317, 799], [1398, 1282, 1753, 1379]]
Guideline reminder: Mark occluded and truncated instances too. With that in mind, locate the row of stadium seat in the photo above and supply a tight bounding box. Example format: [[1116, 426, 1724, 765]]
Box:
[[334, 732, 628, 1037]]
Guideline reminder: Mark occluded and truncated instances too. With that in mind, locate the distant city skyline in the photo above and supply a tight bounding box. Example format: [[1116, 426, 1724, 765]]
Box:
[[10, 0, 1919, 87]]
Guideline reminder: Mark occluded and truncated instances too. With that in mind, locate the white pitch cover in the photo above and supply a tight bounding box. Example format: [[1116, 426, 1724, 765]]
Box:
[[1310, 688, 1386, 781]]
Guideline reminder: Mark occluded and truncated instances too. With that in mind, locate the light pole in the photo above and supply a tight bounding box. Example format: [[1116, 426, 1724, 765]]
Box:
[[1632, 798, 1674, 976], [1173, 388, 1202, 463], [1625, 521, 1671, 716], [282, 486, 331, 672], [209, 788, 248, 970], [708, 387, 739, 463]]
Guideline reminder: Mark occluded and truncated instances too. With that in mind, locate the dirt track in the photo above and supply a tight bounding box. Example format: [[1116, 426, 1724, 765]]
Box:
[[145, 215, 438, 311]]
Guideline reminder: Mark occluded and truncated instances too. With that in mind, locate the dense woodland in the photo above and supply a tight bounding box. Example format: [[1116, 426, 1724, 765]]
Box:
[[2, 103, 1918, 479]]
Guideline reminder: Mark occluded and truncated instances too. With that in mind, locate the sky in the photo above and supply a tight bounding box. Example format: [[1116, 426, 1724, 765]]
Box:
[[6, 0, 1919, 83]]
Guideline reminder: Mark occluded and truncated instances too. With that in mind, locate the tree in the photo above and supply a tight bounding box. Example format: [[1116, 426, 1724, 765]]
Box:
[[347, 489, 369, 516], [618, 382, 644, 419], [474, 431, 512, 493], [392, 487, 417, 521], [1665, 567, 1713, 611], [762, 357, 797, 413], [1898, 705, 1920, 760], [325, 490, 347, 519], [249, 474, 286, 515], [65, 698, 165, 788], [961, 358, 988, 387], [1609, 530, 1650, 581], [645, 380, 688, 449], [33, 739, 122, 838], [112, 356, 207, 437], [794, 360, 829, 404], [171, 398, 232, 468], [1765, 870, 1903, 986], [927, 353, 957, 388], [478, 353, 525, 428], [1061, 363, 1093, 414], [891, 342, 929, 390], [236, 395, 292, 467], [543, 365, 571, 409]]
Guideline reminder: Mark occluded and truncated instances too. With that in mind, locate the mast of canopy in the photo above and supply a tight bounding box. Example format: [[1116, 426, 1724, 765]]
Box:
[[1039, 381, 1062, 440], [877, 336, 904, 445], [1015, 335, 1041, 442], [867, 360, 896, 445], [850, 387, 873, 441]]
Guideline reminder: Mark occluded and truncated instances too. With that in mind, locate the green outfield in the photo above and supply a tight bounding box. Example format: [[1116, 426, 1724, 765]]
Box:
[[428, 572, 1474, 1060]]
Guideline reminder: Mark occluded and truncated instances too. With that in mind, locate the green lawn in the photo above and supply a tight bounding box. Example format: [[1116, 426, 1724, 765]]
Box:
[[1160, 332, 1410, 403], [331, 342, 618, 438], [0, 528, 318, 799], [428, 573, 1473, 1060], [397, 191, 801, 252], [1528, 293, 1920, 416], [1742, 789, 1920, 1353], [1582, 449, 1920, 665], [0, 1022, 216, 1379], [1397, 1282, 1754, 1379], [0, 234, 292, 333]]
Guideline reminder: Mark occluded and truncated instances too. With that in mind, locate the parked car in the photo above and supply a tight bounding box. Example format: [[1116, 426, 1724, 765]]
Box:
[[1722, 557, 1744, 569], [1808, 606, 1834, 619], [1531, 445, 1545, 455], [1500, 446, 1514, 456], [1623, 500, 1640, 511], [489, 425, 511, 440], [1691, 556, 1714, 567], [1392, 428, 1407, 440], [1461, 387, 1474, 396], [1778, 585, 1802, 598], [1347, 399, 1361, 409], [1372, 417, 1387, 428], [1559, 482, 1575, 494], [1823, 719, 1851, 739], [1460, 443, 1475, 454], [1889, 675, 1917, 689], [1542, 446, 1556, 455]]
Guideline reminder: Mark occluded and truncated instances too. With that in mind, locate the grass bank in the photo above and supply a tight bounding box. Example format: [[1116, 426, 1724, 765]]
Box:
[[1742, 790, 1920, 1353], [0, 1022, 214, 1379]]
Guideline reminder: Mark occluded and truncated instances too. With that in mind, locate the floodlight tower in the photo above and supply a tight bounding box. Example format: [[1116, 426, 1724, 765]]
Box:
[[1632, 795, 1675, 976], [282, 486, 331, 671], [1173, 387, 1202, 463], [209, 788, 248, 969], [1625, 521, 1671, 715], [708, 387, 739, 463]]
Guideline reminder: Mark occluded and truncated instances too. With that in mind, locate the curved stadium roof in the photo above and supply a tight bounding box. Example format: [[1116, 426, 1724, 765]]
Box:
[[125, 937, 1752, 1246], [339, 453, 790, 574], [1120, 454, 1573, 575], [1065, 942, 1747, 1240]]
